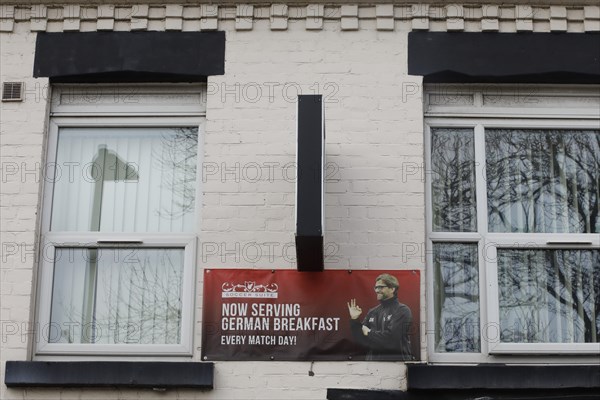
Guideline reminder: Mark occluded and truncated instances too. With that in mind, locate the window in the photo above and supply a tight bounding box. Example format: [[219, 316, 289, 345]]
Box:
[[425, 86, 600, 362], [36, 85, 204, 356]]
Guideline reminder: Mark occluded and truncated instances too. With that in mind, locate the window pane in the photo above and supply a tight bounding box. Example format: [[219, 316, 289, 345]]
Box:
[[486, 129, 600, 233], [50, 248, 184, 345], [498, 249, 600, 344], [51, 127, 198, 233], [431, 128, 477, 232], [433, 243, 480, 352]]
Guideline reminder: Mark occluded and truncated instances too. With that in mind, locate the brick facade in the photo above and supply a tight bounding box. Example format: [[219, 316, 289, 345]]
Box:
[[1, 2, 598, 399]]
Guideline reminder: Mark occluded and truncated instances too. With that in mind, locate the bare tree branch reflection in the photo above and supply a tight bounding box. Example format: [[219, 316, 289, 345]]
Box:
[[51, 248, 184, 345], [434, 243, 480, 352], [498, 249, 599, 344], [431, 129, 477, 232], [156, 127, 198, 219], [486, 129, 599, 233], [431, 128, 599, 348]]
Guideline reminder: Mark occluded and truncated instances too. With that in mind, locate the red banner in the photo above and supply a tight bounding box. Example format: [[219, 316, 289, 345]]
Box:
[[201, 269, 420, 361]]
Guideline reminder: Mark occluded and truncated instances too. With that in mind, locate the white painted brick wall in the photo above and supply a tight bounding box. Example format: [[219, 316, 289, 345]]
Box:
[[0, 7, 427, 400], [199, 24, 424, 399], [1, 22, 49, 400]]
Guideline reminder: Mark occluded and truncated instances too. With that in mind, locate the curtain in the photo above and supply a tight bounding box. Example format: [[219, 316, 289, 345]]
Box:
[[431, 128, 477, 232], [433, 243, 480, 352], [51, 127, 198, 233], [50, 248, 184, 345], [48, 127, 195, 345], [485, 129, 599, 233], [498, 249, 599, 344]]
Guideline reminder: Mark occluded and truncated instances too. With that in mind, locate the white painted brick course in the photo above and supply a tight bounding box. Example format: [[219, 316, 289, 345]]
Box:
[[148, 5, 165, 19], [584, 5, 600, 25], [10, 3, 600, 32], [446, 4, 465, 31], [130, 17, 147, 30], [584, 19, 600, 31], [183, 5, 201, 20], [236, 4, 253, 30], [340, 5, 359, 30], [270, 16, 287, 30], [411, 4, 430, 30], [131, 4, 148, 18], [306, 4, 324, 30]]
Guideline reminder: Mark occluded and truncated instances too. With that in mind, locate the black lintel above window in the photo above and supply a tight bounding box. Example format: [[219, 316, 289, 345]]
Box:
[[33, 31, 225, 83], [408, 32, 600, 84]]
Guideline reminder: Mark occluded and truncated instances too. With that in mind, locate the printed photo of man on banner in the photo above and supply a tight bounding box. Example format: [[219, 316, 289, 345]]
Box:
[[201, 269, 420, 361], [348, 273, 414, 361]]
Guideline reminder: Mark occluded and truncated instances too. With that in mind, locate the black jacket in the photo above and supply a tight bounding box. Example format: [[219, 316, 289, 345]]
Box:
[[350, 297, 413, 361]]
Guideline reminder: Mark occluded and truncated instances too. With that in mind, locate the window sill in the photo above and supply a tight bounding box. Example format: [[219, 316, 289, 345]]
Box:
[[328, 365, 600, 400], [407, 364, 600, 390], [4, 361, 214, 389], [328, 388, 600, 400]]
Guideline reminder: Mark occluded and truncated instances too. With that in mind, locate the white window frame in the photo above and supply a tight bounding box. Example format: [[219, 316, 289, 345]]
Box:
[[35, 85, 205, 357], [425, 85, 600, 363]]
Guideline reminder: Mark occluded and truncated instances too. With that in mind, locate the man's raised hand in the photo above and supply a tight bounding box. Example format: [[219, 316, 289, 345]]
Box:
[[347, 298, 363, 320]]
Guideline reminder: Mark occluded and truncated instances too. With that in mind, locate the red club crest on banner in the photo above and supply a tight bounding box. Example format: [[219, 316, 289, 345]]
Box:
[[201, 269, 421, 361]]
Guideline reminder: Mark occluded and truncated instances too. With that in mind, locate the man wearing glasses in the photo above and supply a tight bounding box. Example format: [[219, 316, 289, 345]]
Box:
[[348, 273, 413, 360]]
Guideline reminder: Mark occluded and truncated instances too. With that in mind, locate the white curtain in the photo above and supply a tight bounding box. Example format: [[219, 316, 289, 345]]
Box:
[[430, 128, 477, 232], [49, 127, 195, 345], [498, 249, 599, 344], [50, 248, 184, 344], [433, 243, 480, 352], [51, 127, 198, 233], [485, 129, 599, 233]]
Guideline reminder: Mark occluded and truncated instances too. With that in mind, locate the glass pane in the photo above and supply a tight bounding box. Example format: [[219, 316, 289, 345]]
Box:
[[486, 129, 600, 233], [50, 248, 184, 345], [433, 243, 480, 352], [51, 127, 198, 233], [498, 249, 600, 344], [431, 128, 477, 232]]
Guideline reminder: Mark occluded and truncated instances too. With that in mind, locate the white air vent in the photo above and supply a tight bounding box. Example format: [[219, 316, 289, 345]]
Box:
[[2, 82, 24, 102]]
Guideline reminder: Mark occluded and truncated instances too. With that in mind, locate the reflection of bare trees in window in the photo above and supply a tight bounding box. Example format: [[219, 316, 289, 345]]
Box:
[[156, 127, 198, 219], [434, 243, 480, 352], [498, 249, 599, 344], [431, 129, 477, 232], [431, 128, 599, 349], [486, 130, 599, 233], [96, 248, 183, 345], [51, 248, 184, 345]]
